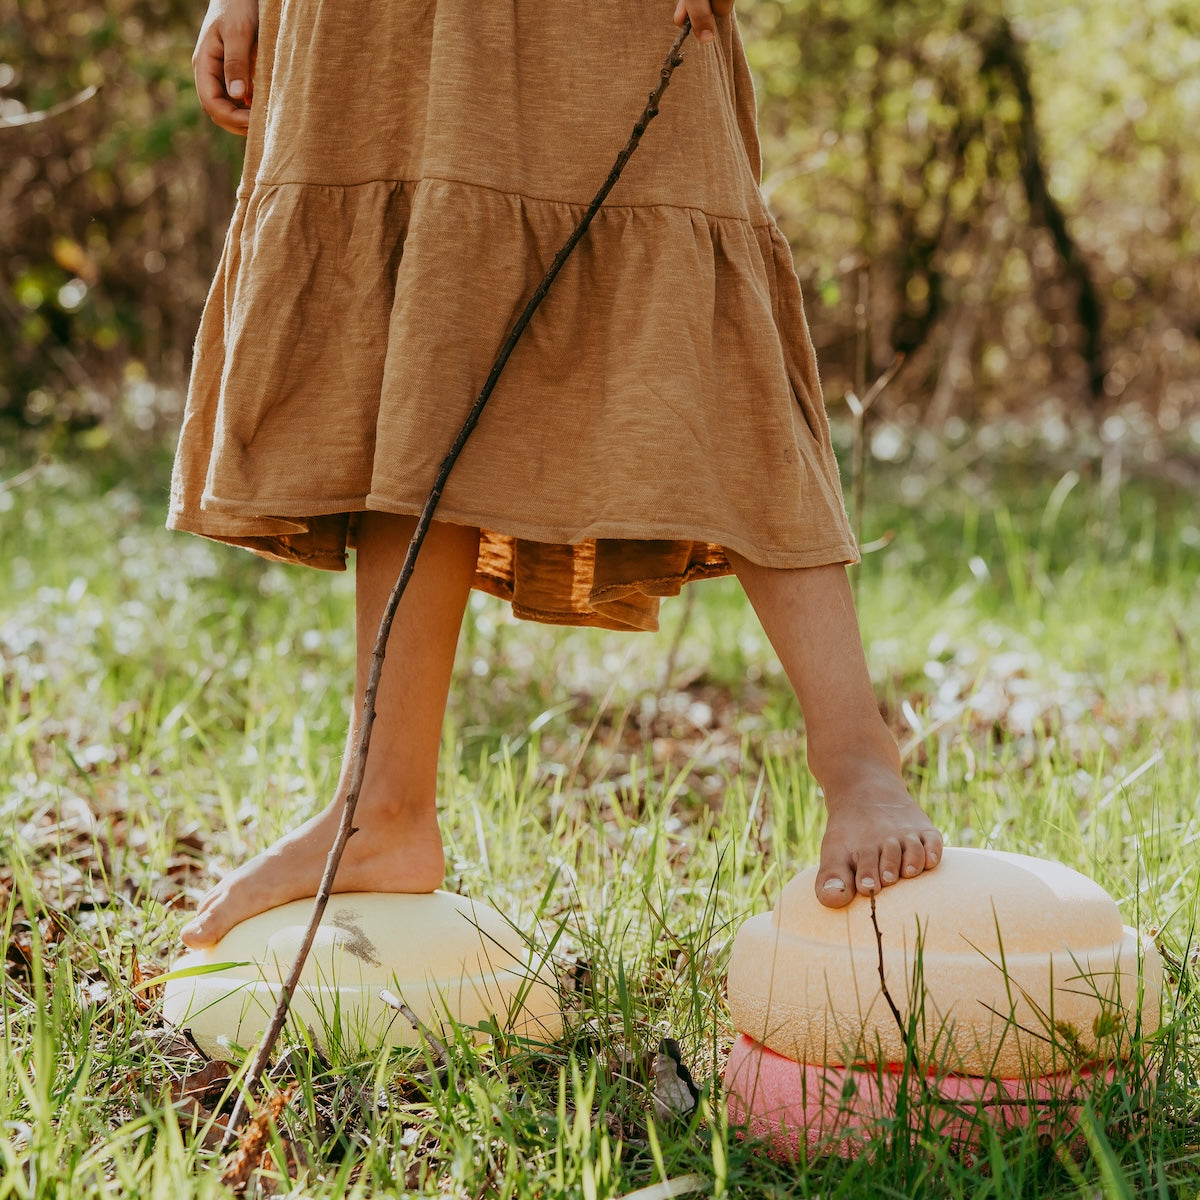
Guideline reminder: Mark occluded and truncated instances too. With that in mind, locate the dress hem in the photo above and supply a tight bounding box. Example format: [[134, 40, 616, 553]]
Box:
[[169, 492, 860, 575]]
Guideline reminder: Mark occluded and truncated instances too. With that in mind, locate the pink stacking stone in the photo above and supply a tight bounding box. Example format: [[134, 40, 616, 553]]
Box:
[[724, 1033, 1117, 1158]]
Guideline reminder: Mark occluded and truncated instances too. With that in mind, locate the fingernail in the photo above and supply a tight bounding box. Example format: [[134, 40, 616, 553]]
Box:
[[699, 29, 715, 43], [882, 870, 896, 883], [860, 877, 877, 892], [229, 79, 246, 99], [822, 878, 846, 893]]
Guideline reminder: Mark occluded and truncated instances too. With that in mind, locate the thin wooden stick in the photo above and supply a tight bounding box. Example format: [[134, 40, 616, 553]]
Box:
[[222, 20, 694, 1142], [869, 892, 933, 1125], [869, 892, 907, 1039]]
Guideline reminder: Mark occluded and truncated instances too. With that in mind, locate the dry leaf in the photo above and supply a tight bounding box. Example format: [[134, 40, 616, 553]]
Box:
[[76, 973, 111, 1009], [258, 1132, 310, 1196], [170, 1060, 236, 1107], [167, 1061, 239, 1153], [128, 959, 163, 1015], [651, 1038, 699, 1124], [138, 1024, 204, 1059]]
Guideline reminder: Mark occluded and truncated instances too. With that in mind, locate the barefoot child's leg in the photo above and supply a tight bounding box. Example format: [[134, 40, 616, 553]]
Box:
[[726, 555, 942, 908], [181, 512, 480, 947]]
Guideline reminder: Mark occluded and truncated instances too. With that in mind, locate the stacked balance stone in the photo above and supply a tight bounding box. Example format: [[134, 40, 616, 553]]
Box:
[[723, 848, 1161, 1157]]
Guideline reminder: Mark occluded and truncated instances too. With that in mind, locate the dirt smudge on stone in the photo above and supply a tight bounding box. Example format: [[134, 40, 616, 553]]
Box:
[[330, 908, 383, 966]]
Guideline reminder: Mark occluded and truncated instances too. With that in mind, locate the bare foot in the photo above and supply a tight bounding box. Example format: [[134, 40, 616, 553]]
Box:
[[813, 760, 942, 909], [180, 803, 445, 948]]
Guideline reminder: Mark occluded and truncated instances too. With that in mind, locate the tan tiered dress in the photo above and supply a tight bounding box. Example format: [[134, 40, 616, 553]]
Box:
[[168, 2, 857, 632]]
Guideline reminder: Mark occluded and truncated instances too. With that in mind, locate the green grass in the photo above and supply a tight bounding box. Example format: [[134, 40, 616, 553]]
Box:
[[1, 430, 1198, 1198]]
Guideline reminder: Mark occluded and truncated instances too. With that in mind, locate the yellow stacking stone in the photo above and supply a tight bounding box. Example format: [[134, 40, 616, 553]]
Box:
[[163, 892, 562, 1057], [726, 848, 1161, 1077]]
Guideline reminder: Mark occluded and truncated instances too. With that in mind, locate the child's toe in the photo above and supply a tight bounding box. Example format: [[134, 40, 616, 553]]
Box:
[[854, 852, 881, 897], [900, 833, 929, 877], [878, 838, 903, 885], [815, 869, 855, 908], [180, 914, 214, 949], [921, 830, 943, 868]]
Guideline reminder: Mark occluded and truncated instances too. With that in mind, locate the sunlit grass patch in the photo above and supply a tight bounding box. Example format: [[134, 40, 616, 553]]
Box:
[[1, 437, 1198, 1197]]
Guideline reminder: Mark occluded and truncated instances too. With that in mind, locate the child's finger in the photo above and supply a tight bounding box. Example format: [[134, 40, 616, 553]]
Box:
[[675, 0, 735, 43], [193, 33, 251, 134], [220, 18, 257, 107]]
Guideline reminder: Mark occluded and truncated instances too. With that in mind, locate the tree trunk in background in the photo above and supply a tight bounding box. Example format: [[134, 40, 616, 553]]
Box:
[[979, 16, 1107, 402]]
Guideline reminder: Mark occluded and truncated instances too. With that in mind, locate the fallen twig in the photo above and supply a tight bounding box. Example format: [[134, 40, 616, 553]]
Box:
[[221, 19, 695, 1143], [0, 85, 98, 128], [0, 458, 49, 495], [379, 987, 454, 1088]]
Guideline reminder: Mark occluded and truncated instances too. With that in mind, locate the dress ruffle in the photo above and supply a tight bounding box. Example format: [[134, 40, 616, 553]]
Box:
[[168, 2, 856, 631]]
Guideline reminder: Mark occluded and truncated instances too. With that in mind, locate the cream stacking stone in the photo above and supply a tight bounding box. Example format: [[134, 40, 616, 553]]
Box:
[[163, 892, 562, 1058], [726, 848, 1161, 1077]]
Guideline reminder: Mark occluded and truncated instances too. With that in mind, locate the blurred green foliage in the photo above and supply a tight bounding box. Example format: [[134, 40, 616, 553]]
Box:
[[1, 0, 1197, 433], [0, 0, 241, 429], [743, 0, 1200, 423]]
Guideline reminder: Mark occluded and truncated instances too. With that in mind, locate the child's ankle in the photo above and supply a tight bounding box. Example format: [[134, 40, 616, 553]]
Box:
[[807, 735, 903, 798]]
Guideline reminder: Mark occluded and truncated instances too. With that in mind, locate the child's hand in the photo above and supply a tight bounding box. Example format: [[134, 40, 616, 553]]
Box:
[[193, 0, 259, 135], [673, 0, 736, 45]]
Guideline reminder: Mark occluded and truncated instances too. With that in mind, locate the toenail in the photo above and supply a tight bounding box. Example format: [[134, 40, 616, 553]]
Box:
[[882, 870, 896, 883], [905, 864, 918, 876], [823, 878, 847, 892], [860, 877, 877, 892]]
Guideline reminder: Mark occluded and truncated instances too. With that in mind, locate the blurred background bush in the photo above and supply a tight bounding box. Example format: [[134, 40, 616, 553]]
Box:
[[1, 0, 1198, 444]]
